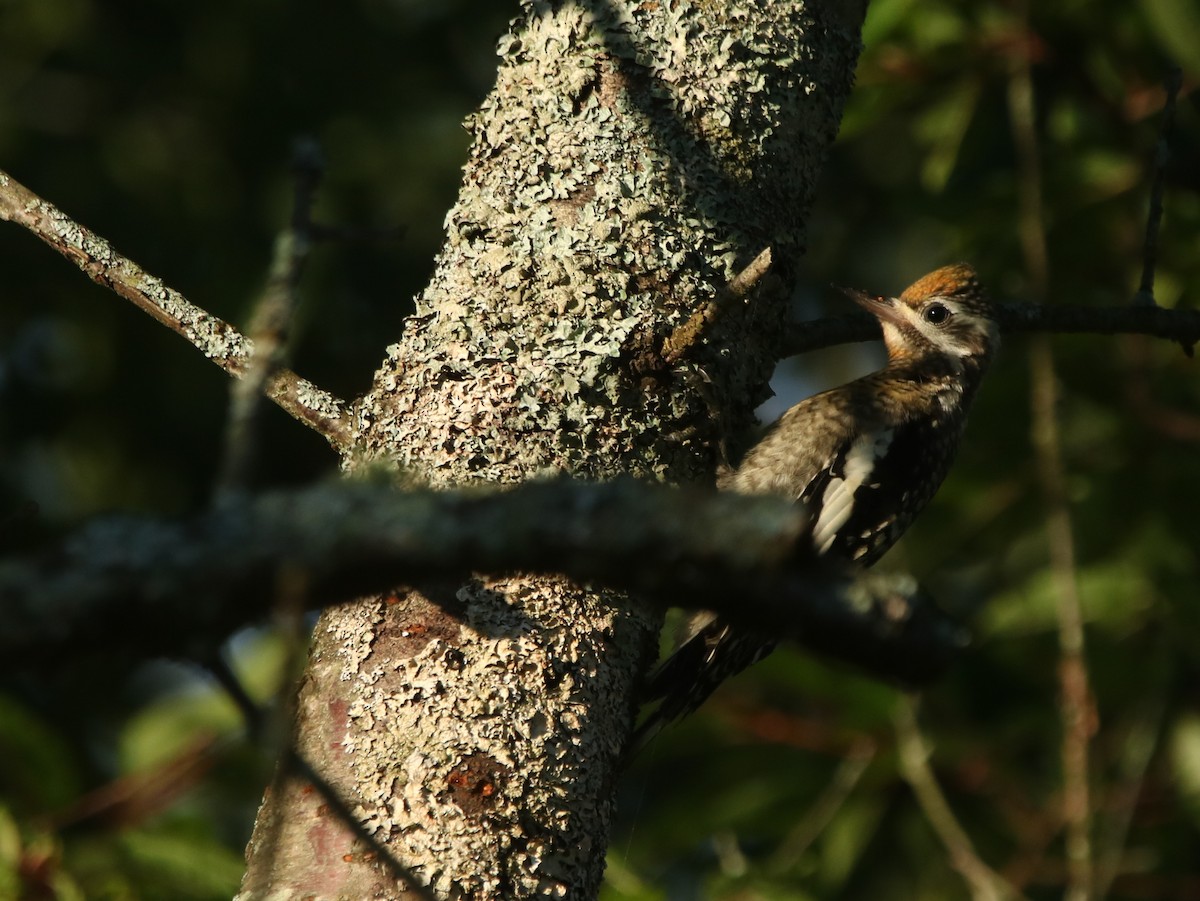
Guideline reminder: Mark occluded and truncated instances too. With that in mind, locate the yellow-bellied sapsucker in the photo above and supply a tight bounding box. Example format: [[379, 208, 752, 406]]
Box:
[[637, 263, 1001, 744]]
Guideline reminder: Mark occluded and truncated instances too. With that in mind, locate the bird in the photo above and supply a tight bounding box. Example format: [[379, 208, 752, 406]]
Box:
[[634, 263, 1001, 747]]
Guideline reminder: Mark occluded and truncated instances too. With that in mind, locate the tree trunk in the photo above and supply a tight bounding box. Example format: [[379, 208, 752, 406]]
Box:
[[238, 1, 867, 897]]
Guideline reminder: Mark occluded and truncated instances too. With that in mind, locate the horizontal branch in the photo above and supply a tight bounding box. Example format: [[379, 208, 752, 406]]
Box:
[[0, 478, 965, 685], [784, 302, 1200, 356], [0, 168, 353, 449]]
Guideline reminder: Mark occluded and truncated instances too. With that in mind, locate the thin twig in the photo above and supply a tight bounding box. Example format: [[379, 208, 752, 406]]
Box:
[[767, 738, 877, 873], [783, 301, 1200, 359], [1132, 66, 1183, 309], [0, 167, 353, 450], [895, 697, 1029, 901], [1093, 642, 1170, 898], [52, 733, 223, 830], [661, 246, 774, 365], [218, 139, 323, 494], [1006, 25, 1094, 900]]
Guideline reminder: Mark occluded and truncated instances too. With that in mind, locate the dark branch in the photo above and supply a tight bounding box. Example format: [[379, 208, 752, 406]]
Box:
[[1133, 66, 1182, 309], [218, 140, 323, 494], [783, 302, 1200, 358], [0, 477, 964, 686]]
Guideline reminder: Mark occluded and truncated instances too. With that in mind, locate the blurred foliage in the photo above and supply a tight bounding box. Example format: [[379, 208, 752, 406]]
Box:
[[1, 0, 1198, 898]]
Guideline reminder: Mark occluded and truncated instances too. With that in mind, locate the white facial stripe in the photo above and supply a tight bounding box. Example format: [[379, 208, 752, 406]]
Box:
[[811, 427, 894, 554], [903, 300, 991, 359]]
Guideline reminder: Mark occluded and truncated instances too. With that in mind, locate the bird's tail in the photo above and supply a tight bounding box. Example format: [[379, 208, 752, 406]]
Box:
[[627, 615, 777, 758]]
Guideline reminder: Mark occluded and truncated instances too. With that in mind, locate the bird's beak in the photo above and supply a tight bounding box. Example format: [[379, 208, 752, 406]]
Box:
[[837, 286, 905, 327]]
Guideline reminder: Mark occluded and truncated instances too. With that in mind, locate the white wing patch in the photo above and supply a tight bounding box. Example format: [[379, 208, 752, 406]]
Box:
[[810, 427, 894, 555]]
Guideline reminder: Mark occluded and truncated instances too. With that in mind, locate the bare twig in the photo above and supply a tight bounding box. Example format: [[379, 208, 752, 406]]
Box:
[[895, 697, 1029, 901], [662, 246, 774, 365], [995, 302, 1200, 343], [1132, 66, 1183, 310], [783, 301, 1200, 359], [0, 167, 353, 450], [768, 738, 877, 873], [52, 733, 222, 830], [219, 139, 324, 494], [1007, 27, 1093, 900], [1093, 641, 1170, 898]]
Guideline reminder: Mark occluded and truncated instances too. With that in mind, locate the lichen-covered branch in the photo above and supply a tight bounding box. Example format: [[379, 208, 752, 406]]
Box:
[[0, 477, 963, 687], [0, 167, 353, 449]]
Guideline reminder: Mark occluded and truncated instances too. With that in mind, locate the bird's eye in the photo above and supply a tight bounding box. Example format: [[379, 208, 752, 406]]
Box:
[[923, 302, 951, 325]]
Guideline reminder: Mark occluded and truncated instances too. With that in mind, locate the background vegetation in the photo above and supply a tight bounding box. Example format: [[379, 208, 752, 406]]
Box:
[[1, 0, 1198, 898]]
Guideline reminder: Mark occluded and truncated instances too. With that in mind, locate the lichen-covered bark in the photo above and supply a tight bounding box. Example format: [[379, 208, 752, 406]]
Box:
[[239, 1, 867, 898]]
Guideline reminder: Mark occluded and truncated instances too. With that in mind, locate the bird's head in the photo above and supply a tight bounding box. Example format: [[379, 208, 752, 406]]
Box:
[[842, 263, 1001, 371]]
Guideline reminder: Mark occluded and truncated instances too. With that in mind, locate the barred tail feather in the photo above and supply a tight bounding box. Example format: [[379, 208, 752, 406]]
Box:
[[628, 619, 776, 756]]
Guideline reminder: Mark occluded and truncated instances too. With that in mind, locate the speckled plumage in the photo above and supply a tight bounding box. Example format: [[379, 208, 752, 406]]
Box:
[[636, 264, 1000, 743]]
